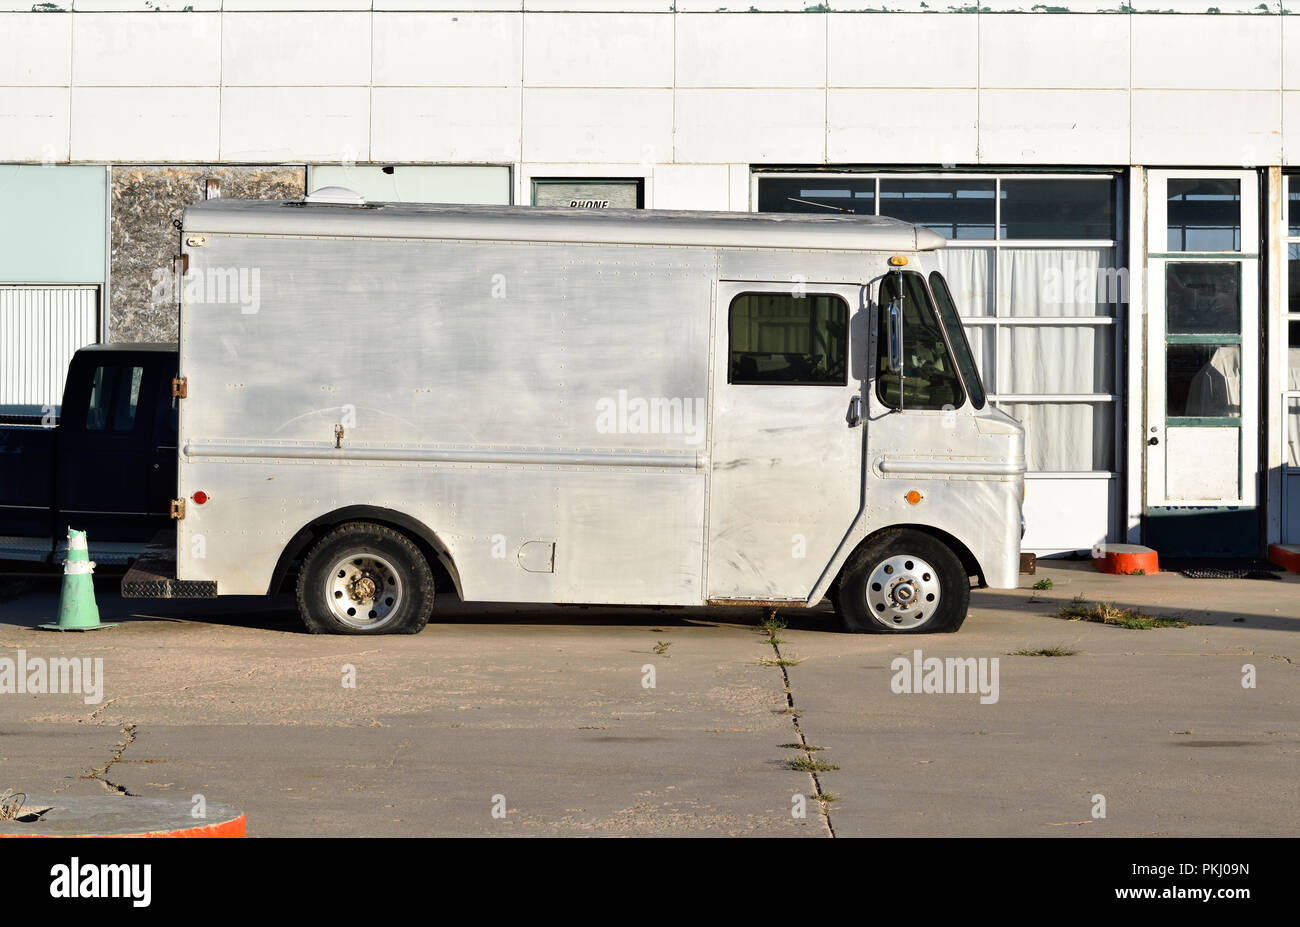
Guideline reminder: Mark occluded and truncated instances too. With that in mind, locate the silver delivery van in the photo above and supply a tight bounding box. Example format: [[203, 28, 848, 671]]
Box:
[[124, 188, 1026, 635]]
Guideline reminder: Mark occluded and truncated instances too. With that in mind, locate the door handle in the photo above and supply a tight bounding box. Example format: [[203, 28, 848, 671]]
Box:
[[1148, 436, 1159, 446], [846, 395, 863, 428]]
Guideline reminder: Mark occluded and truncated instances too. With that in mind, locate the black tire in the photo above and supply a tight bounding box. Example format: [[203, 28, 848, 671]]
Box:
[[836, 528, 970, 634], [295, 522, 435, 635]]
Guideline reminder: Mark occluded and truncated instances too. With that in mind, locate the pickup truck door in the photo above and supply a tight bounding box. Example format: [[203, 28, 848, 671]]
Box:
[[55, 359, 158, 543]]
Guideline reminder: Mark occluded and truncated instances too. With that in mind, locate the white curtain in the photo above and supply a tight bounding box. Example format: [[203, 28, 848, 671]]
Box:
[[932, 246, 1119, 471], [935, 248, 994, 317], [1003, 402, 1116, 472], [999, 247, 1115, 317]]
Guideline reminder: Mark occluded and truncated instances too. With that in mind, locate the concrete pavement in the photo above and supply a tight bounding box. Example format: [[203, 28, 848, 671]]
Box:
[[0, 560, 1295, 836]]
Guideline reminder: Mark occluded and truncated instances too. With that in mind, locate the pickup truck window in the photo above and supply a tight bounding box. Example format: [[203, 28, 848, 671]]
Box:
[[729, 293, 848, 385], [877, 272, 966, 410], [85, 365, 144, 432]]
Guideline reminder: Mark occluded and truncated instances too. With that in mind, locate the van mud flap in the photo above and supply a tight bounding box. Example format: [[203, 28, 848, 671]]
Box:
[[120, 530, 217, 599]]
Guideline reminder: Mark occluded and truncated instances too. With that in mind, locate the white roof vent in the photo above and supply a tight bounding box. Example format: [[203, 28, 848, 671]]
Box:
[[304, 185, 366, 206]]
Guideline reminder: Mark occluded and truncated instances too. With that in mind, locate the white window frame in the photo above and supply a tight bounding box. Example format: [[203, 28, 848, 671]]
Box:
[[751, 171, 1125, 481], [1281, 176, 1300, 542]]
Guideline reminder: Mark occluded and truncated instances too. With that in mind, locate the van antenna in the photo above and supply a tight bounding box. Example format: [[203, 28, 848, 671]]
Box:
[[787, 197, 851, 214]]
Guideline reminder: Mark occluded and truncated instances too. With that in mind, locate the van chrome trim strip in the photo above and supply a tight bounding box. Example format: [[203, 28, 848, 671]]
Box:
[[183, 441, 704, 470], [877, 457, 1027, 477]]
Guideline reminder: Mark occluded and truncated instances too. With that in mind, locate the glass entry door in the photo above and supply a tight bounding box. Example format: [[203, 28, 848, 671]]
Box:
[[1145, 170, 1260, 556]]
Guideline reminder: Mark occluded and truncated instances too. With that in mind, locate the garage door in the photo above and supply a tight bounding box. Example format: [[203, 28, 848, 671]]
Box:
[[0, 286, 99, 420]]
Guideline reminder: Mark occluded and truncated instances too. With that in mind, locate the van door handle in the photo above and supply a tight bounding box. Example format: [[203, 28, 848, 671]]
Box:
[[846, 395, 863, 428]]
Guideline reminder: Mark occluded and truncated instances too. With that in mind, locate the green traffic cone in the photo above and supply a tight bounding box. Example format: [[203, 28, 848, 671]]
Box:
[[39, 528, 115, 632]]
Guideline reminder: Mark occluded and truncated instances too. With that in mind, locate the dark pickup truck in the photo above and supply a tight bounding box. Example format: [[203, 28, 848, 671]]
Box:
[[0, 344, 179, 567]]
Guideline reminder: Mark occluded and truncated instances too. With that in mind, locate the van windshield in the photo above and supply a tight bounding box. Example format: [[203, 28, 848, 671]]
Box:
[[877, 272, 965, 410], [928, 271, 987, 410]]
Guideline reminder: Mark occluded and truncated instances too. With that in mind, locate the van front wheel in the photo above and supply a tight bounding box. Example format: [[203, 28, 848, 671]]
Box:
[[836, 529, 969, 634], [296, 523, 435, 635]]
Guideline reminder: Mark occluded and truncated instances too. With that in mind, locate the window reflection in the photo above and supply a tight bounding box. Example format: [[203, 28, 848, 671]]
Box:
[[1167, 345, 1240, 417], [1167, 179, 1240, 252], [878, 180, 996, 239], [1166, 263, 1240, 335], [755, 178, 875, 215]]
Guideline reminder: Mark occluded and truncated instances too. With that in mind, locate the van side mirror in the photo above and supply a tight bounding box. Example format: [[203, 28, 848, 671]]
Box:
[[886, 297, 904, 373]]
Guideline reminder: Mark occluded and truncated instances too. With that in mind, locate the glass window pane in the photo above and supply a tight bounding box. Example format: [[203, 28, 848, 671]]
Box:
[[83, 365, 143, 432], [114, 366, 143, 432], [878, 180, 995, 239], [930, 271, 986, 409], [963, 324, 996, 391], [999, 179, 1116, 240], [877, 273, 966, 409], [1289, 179, 1300, 236], [934, 248, 994, 317], [1290, 319, 1300, 390], [1000, 401, 1115, 471], [999, 326, 1115, 395], [1167, 344, 1240, 417], [998, 247, 1119, 318], [756, 178, 875, 215], [1289, 245, 1300, 314], [84, 366, 110, 431], [1165, 262, 1241, 334], [729, 293, 848, 385], [1167, 179, 1241, 252]]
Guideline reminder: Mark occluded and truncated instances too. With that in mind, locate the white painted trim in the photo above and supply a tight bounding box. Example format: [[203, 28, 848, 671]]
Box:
[[1125, 165, 1146, 544]]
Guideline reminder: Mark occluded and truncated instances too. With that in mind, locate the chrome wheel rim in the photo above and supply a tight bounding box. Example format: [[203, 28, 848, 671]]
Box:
[[327, 552, 403, 630], [865, 554, 940, 630]]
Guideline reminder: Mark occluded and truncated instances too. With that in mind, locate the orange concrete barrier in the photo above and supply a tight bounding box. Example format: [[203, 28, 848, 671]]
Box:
[[1091, 543, 1159, 575], [0, 795, 244, 838], [1268, 544, 1300, 574]]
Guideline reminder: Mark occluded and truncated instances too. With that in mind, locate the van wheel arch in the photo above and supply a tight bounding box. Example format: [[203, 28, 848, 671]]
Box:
[[269, 506, 462, 600], [837, 524, 984, 591]]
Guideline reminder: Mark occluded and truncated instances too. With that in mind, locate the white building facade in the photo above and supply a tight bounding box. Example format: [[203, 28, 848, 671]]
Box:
[[1, 1, 1298, 559]]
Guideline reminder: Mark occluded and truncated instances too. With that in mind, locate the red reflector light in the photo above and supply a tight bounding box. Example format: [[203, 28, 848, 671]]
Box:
[[192, 491, 208, 505]]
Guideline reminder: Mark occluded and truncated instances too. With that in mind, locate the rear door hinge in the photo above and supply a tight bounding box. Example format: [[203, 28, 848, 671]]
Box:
[[172, 377, 187, 398], [170, 499, 185, 520]]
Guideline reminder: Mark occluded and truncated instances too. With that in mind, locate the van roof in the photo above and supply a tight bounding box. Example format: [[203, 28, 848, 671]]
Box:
[[184, 199, 947, 253]]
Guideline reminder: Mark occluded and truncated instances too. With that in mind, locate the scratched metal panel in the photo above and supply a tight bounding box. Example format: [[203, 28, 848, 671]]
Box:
[[705, 279, 870, 600], [176, 233, 715, 603], [0, 286, 98, 417]]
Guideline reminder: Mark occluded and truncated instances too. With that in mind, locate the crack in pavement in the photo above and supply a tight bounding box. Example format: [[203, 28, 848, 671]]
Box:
[[78, 723, 138, 796], [760, 614, 835, 838]]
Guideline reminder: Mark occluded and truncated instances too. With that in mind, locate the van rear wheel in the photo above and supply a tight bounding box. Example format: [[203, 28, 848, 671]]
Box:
[[296, 523, 435, 635], [836, 529, 969, 634]]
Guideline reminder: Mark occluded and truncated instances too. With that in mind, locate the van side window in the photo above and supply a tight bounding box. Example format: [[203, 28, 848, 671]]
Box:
[[85, 365, 145, 432], [729, 293, 848, 385], [876, 273, 965, 410]]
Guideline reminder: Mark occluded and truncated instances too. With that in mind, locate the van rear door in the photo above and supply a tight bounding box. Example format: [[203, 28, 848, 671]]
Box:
[[706, 281, 867, 601]]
